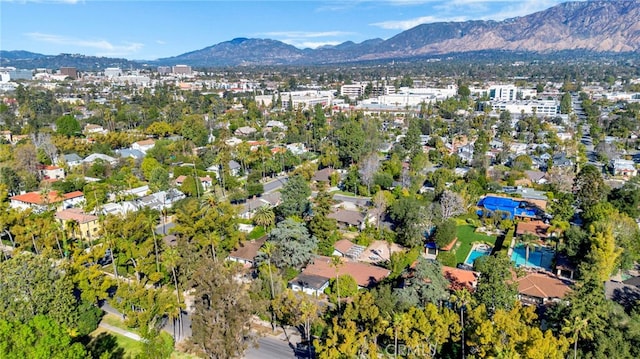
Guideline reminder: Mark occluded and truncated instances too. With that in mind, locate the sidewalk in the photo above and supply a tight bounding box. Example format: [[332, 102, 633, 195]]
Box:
[[251, 316, 302, 344], [99, 322, 142, 341]]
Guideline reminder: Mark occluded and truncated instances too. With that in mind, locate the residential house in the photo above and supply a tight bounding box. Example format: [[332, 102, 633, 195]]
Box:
[[552, 153, 573, 169], [312, 167, 334, 183], [55, 208, 100, 240], [516, 220, 552, 240], [234, 126, 257, 136], [524, 170, 548, 185], [60, 153, 83, 167], [442, 266, 480, 292], [207, 160, 241, 179], [476, 195, 546, 220], [131, 139, 156, 153], [37, 164, 65, 180], [457, 143, 475, 164], [605, 279, 640, 311], [116, 148, 145, 161], [10, 190, 84, 212], [516, 272, 572, 306], [239, 192, 281, 219], [84, 124, 108, 135], [265, 120, 287, 131], [611, 159, 637, 177], [332, 239, 366, 259], [227, 236, 267, 268], [174, 175, 213, 190], [286, 143, 306, 155], [289, 256, 390, 296], [122, 185, 150, 198], [83, 153, 118, 166], [328, 209, 366, 230]]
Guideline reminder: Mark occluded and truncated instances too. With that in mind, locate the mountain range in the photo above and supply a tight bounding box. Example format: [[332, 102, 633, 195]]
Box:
[[2, 0, 639, 69]]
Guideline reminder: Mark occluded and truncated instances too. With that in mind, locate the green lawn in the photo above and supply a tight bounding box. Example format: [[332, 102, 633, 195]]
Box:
[[95, 314, 197, 358], [453, 225, 498, 265], [90, 327, 143, 357]]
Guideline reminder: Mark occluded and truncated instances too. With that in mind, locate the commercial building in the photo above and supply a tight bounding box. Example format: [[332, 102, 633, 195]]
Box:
[[104, 67, 122, 78], [172, 65, 192, 75], [157, 66, 171, 75], [490, 100, 560, 117], [59, 67, 78, 80]]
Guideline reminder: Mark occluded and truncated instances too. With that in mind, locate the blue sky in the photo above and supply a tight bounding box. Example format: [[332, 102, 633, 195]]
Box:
[[1, 0, 572, 60]]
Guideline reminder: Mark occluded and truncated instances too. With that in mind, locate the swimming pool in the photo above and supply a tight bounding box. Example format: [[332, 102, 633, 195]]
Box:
[[464, 244, 493, 266], [510, 244, 554, 270]]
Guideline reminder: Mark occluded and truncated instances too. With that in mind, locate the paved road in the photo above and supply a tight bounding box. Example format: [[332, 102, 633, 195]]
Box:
[[333, 194, 371, 207], [244, 336, 298, 359], [263, 176, 289, 193]]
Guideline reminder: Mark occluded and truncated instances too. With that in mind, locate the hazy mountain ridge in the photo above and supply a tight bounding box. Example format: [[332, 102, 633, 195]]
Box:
[[159, 0, 640, 66], [2, 1, 639, 69]]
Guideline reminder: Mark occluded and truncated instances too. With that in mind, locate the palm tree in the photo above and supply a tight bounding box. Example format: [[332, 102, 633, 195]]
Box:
[[450, 289, 475, 359], [253, 205, 275, 228], [262, 241, 277, 331], [162, 247, 183, 340], [65, 219, 79, 247], [388, 312, 406, 359], [104, 233, 119, 284], [25, 223, 40, 255], [563, 316, 591, 359], [145, 213, 161, 273], [199, 192, 218, 214], [519, 233, 538, 267], [331, 255, 344, 312]]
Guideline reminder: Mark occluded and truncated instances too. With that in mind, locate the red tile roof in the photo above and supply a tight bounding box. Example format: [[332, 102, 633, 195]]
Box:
[[442, 266, 479, 291], [10, 190, 83, 205], [517, 272, 572, 300], [516, 220, 551, 238]]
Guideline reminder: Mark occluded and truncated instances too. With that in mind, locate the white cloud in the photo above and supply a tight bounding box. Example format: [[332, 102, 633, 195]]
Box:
[[371, 15, 468, 30], [371, 0, 569, 30], [25, 32, 143, 56], [280, 39, 343, 49], [259, 30, 353, 49], [479, 0, 567, 21], [155, 40, 166, 45]]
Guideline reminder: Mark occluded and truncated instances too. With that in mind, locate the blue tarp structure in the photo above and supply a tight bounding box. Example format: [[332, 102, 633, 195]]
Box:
[[477, 196, 540, 219]]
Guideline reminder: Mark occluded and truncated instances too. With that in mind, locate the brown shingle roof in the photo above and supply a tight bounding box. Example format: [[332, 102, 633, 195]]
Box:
[[228, 237, 267, 263], [334, 239, 355, 255], [300, 256, 390, 288], [328, 209, 365, 226]]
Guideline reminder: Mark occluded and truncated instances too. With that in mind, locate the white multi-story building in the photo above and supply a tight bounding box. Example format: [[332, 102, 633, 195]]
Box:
[[489, 85, 518, 101], [104, 67, 122, 78], [341, 83, 366, 99], [280, 90, 334, 109], [491, 100, 560, 117]]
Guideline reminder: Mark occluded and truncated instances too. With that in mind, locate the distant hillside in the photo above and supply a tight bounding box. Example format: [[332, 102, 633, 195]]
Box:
[[161, 0, 640, 66], [1, 52, 142, 70], [156, 38, 306, 66], [3, 0, 639, 69]]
